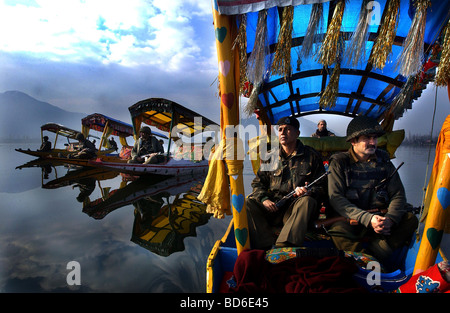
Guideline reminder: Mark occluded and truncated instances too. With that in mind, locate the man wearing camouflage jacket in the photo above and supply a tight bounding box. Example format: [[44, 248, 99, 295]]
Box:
[[246, 116, 326, 250], [327, 116, 418, 266]]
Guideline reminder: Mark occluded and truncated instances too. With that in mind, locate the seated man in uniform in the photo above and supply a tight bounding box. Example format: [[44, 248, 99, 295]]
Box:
[[327, 115, 418, 267], [128, 126, 165, 164], [69, 133, 97, 159], [246, 116, 327, 249]]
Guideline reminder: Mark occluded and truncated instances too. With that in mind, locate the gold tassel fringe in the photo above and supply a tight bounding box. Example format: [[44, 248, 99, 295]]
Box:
[[247, 9, 268, 85], [317, 0, 346, 67], [301, 3, 324, 59], [233, 14, 248, 94], [382, 75, 417, 129], [345, 0, 371, 67], [244, 82, 262, 116], [272, 6, 294, 79], [396, 0, 431, 77], [319, 62, 341, 109], [369, 0, 400, 70], [435, 21, 450, 86]]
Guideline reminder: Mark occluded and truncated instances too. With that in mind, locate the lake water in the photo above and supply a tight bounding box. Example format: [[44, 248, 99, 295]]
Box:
[[0, 143, 448, 292]]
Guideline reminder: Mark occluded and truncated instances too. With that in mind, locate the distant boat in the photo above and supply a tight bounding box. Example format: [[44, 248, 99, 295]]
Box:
[[15, 122, 99, 158], [89, 98, 219, 177]]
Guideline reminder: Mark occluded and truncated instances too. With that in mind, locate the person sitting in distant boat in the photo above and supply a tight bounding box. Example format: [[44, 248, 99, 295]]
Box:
[[128, 126, 165, 164], [108, 137, 118, 151], [311, 120, 335, 138], [68, 133, 97, 159], [38, 136, 52, 152]]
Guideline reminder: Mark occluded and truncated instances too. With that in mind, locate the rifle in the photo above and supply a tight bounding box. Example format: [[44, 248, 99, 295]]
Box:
[[275, 171, 330, 209]]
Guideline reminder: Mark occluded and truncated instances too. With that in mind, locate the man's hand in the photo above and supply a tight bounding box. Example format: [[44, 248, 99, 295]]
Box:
[[370, 215, 393, 235], [262, 199, 278, 212], [294, 186, 309, 197]]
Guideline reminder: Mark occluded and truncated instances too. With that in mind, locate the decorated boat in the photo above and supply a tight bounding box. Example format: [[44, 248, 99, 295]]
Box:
[[89, 98, 219, 177], [203, 0, 450, 293], [15, 122, 99, 158], [30, 114, 166, 168], [81, 112, 168, 157]]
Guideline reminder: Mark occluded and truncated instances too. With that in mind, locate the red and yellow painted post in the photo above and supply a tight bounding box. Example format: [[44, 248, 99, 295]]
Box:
[[212, 1, 250, 254]]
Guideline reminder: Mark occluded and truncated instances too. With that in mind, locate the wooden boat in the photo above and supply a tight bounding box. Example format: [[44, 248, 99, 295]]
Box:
[[205, 0, 450, 293], [31, 114, 167, 168], [89, 98, 219, 177], [15, 122, 99, 158], [81, 112, 168, 155]]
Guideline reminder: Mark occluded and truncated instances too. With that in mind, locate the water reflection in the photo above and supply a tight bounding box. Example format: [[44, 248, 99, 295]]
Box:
[[18, 157, 211, 257], [83, 173, 211, 256], [2, 145, 231, 292]]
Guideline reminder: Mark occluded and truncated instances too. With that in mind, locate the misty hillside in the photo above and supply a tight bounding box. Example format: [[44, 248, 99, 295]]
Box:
[[0, 91, 86, 141], [0, 90, 327, 143]]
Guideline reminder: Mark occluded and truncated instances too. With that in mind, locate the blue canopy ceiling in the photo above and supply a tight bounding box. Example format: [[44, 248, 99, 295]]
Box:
[[223, 0, 450, 125]]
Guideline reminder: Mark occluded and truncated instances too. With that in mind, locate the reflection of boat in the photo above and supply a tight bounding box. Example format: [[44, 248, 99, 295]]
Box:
[[206, 0, 450, 293], [83, 173, 210, 256], [83, 173, 206, 219], [89, 98, 219, 176], [42, 166, 119, 190], [15, 123, 99, 158], [15, 157, 67, 170], [131, 188, 211, 256], [15, 157, 71, 183], [131, 177, 211, 256]]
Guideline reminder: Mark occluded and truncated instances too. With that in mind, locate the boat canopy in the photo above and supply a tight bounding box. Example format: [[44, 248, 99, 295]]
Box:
[[81, 113, 168, 149], [128, 98, 219, 137], [215, 0, 450, 130], [40, 123, 80, 140]]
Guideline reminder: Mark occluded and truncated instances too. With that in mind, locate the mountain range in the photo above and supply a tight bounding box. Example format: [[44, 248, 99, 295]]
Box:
[[0, 91, 86, 142], [0, 90, 321, 144]]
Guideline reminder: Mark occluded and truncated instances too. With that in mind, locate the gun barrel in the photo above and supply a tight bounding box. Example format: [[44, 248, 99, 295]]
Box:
[[275, 171, 330, 208]]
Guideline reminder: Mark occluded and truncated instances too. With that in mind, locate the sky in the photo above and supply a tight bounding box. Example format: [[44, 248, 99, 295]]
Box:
[[0, 0, 221, 123], [0, 0, 449, 137]]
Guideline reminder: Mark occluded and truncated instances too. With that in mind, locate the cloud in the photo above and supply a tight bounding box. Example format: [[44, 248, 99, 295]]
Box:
[[0, 0, 221, 122], [0, 0, 216, 70]]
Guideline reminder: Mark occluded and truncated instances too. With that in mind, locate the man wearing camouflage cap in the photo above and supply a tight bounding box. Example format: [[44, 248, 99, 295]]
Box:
[[327, 115, 418, 268], [128, 126, 164, 164], [246, 116, 327, 249]]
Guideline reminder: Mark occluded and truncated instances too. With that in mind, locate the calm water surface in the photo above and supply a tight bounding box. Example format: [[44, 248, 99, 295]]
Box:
[[0, 143, 447, 292]]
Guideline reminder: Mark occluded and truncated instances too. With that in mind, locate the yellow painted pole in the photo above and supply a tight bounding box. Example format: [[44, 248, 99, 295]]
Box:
[[212, 0, 250, 253], [414, 152, 450, 274]]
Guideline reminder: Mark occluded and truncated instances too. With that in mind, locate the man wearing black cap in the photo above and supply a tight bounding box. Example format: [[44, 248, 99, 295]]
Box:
[[128, 126, 164, 164], [327, 116, 418, 267], [246, 116, 326, 249]]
